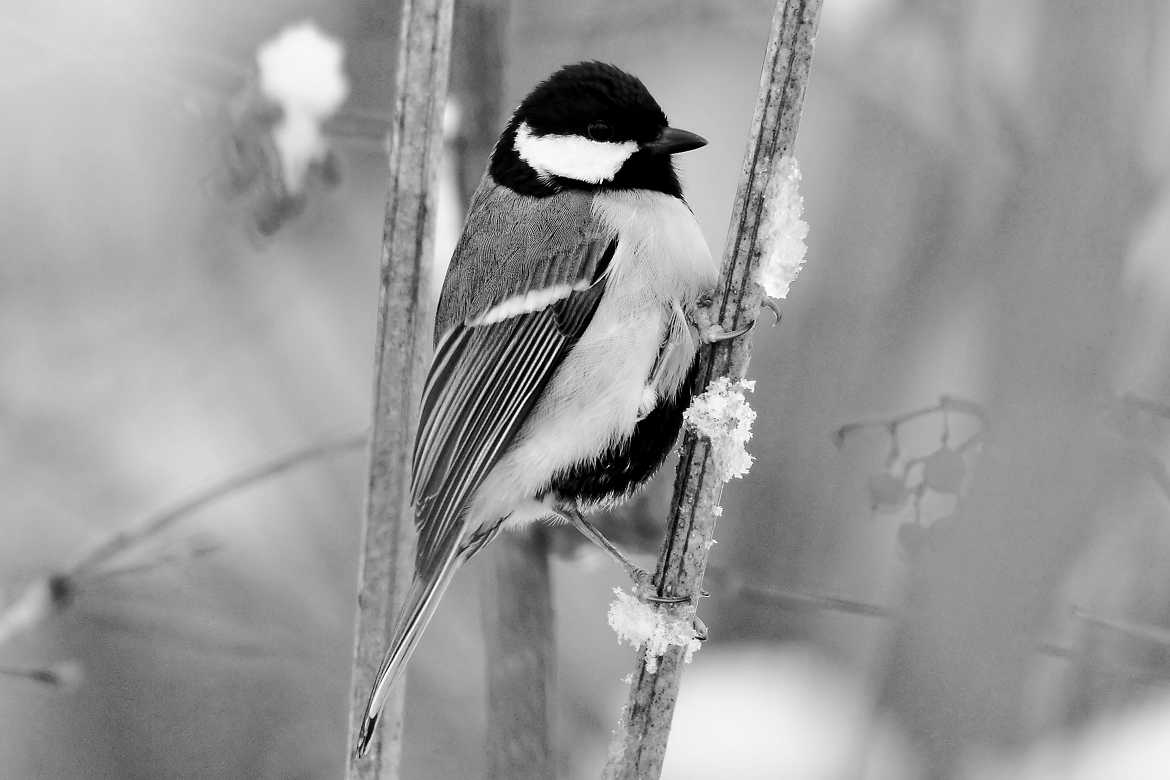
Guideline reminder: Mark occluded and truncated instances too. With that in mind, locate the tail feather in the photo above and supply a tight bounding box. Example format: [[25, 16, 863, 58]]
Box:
[[354, 545, 463, 758]]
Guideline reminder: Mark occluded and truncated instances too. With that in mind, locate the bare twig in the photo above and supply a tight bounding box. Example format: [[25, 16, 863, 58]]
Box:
[[716, 574, 895, 619], [482, 531, 554, 778], [344, 0, 453, 777], [70, 433, 365, 576], [1073, 606, 1170, 648], [70, 435, 363, 576], [834, 394, 989, 448], [81, 539, 222, 584], [603, 2, 823, 777], [0, 435, 364, 655], [0, 661, 83, 689], [443, 1, 555, 776]]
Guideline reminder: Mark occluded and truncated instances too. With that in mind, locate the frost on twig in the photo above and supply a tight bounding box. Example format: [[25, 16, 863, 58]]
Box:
[[607, 588, 701, 674], [256, 21, 350, 194], [757, 155, 808, 300], [683, 377, 757, 482]]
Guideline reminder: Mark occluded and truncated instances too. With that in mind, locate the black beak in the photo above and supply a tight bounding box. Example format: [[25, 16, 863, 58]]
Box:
[[642, 126, 708, 156]]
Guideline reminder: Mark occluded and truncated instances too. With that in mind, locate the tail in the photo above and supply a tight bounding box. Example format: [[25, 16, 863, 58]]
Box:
[[354, 545, 463, 758]]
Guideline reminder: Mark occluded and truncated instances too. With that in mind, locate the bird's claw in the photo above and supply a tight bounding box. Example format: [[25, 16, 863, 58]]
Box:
[[690, 295, 781, 344], [627, 568, 705, 638], [629, 567, 690, 604], [701, 322, 753, 343], [761, 297, 782, 326]]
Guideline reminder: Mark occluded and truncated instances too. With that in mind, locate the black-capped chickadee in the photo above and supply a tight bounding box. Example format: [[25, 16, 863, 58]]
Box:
[[356, 61, 720, 757]]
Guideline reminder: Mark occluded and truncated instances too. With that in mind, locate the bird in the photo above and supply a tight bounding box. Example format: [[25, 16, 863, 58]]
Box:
[[356, 60, 733, 757]]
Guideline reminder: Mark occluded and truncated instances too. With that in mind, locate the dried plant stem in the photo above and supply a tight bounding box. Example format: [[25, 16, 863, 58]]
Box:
[[0, 435, 364, 654], [833, 394, 989, 446], [70, 434, 365, 576], [483, 530, 555, 778], [444, 1, 556, 776], [344, 1, 453, 778], [602, 1, 823, 777]]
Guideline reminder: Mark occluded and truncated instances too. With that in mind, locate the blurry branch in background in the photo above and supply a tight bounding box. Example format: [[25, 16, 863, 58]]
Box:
[[1073, 607, 1170, 650], [444, 1, 556, 778], [705, 565, 1170, 686], [835, 395, 987, 554], [604, 1, 822, 777], [0, 661, 83, 689], [0, 435, 364, 685], [69, 434, 365, 577], [345, 0, 452, 778], [832, 394, 988, 448], [705, 565, 893, 620]]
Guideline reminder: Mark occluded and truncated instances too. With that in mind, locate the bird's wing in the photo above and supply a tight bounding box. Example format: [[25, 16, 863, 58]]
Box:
[[411, 181, 616, 576]]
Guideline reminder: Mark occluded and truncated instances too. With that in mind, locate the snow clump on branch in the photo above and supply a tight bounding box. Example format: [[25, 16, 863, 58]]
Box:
[[684, 377, 757, 482], [256, 22, 349, 193], [607, 588, 702, 673], [757, 155, 808, 300]]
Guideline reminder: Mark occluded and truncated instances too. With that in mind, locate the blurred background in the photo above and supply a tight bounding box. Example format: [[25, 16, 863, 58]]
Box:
[[4, 0, 1170, 777]]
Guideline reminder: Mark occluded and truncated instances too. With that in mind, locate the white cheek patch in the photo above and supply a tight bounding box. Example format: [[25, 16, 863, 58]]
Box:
[[514, 121, 638, 184]]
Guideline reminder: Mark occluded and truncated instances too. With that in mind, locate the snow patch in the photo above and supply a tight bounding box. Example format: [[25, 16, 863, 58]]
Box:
[[256, 22, 349, 192]]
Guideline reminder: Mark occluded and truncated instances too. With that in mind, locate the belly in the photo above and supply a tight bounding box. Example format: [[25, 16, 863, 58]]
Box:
[[543, 358, 698, 509], [468, 292, 667, 524]]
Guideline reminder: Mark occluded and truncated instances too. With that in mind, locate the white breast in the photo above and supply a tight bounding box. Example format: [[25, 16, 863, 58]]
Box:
[[469, 190, 719, 527]]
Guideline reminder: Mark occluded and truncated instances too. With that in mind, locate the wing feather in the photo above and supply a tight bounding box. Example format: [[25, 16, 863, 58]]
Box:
[[411, 179, 616, 575]]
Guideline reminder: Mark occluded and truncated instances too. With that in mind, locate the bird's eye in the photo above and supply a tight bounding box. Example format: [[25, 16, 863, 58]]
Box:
[[587, 121, 613, 142]]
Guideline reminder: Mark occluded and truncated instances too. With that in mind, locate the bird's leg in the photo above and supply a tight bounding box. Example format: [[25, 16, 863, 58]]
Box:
[[689, 295, 781, 344], [557, 508, 689, 604]]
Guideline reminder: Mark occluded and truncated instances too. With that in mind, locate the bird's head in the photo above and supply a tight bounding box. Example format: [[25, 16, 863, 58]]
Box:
[[490, 61, 706, 198]]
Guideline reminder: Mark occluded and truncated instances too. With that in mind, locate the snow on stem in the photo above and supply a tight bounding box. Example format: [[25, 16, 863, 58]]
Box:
[[603, 1, 823, 778]]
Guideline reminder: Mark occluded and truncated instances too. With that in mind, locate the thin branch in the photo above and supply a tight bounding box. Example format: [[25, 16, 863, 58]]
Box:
[[344, 1, 454, 777], [834, 394, 988, 447], [0, 662, 83, 689], [0, 435, 364, 654], [1073, 606, 1170, 648], [80, 539, 222, 584], [603, 2, 823, 777], [734, 581, 893, 619], [70, 433, 365, 576], [443, 1, 554, 776]]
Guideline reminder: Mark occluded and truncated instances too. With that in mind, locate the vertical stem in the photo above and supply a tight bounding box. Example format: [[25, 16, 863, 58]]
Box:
[[602, 1, 823, 778], [346, 1, 454, 778], [483, 531, 555, 779], [448, 1, 557, 776]]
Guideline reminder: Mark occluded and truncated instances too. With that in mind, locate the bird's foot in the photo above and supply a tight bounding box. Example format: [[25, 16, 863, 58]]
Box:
[[628, 570, 708, 639], [690, 296, 781, 344], [628, 566, 690, 604]]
